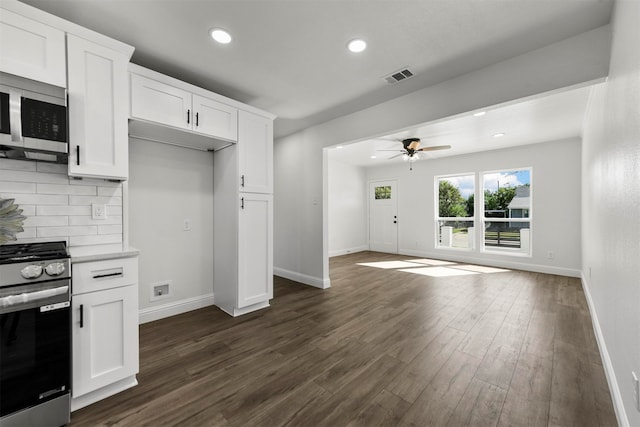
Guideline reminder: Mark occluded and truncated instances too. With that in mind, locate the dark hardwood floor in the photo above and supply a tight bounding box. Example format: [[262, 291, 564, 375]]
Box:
[[69, 252, 617, 426]]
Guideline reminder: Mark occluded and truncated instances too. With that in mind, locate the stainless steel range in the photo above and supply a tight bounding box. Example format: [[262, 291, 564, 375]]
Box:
[[0, 241, 71, 427]]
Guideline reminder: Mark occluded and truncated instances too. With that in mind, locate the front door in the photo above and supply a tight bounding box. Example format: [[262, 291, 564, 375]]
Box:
[[369, 180, 398, 253]]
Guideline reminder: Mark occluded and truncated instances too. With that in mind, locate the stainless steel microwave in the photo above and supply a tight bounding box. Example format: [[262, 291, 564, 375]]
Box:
[[0, 72, 68, 164]]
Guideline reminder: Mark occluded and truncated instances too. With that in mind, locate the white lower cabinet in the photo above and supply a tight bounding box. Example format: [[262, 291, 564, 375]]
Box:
[[238, 193, 273, 308], [71, 256, 139, 410]]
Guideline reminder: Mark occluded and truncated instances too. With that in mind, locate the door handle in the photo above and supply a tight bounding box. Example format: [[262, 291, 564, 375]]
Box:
[[76, 145, 80, 166], [79, 304, 84, 328], [187, 109, 190, 124], [195, 112, 199, 127]]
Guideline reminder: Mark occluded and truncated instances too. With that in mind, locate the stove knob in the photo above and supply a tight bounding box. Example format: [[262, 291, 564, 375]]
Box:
[[45, 262, 66, 276], [20, 264, 44, 279]]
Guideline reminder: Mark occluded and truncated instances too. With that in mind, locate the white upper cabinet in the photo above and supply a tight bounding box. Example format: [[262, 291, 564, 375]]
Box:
[[238, 110, 273, 194], [67, 34, 130, 180], [192, 94, 237, 141], [130, 72, 238, 144], [130, 73, 191, 131], [0, 8, 66, 87]]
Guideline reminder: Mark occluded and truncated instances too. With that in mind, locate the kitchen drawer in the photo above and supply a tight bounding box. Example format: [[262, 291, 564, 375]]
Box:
[[72, 257, 138, 295]]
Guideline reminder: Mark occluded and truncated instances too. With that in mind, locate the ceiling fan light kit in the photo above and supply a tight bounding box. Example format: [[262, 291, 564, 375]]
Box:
[[377, 137, 451, 170]]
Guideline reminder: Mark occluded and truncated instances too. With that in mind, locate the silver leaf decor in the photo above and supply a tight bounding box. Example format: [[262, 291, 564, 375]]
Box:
[[0, 198, 27, 244]]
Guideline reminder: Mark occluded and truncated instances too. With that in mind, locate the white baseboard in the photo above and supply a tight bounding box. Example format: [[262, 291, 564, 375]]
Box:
[[138, 293, 215, 324], [329, 245, 369, 258], [398, 248, 582, 278], [581, 274, 629, 427], [274, 267, 330, 289]]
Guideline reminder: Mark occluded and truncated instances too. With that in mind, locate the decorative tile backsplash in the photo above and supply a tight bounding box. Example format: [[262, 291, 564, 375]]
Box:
[[0, 159, 123, 248]]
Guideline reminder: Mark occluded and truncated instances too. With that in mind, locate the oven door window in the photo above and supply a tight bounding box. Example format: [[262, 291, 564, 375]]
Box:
[[0, 303, 70, 417]]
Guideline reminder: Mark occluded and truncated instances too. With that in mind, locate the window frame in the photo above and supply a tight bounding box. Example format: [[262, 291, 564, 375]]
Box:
[[434, 172, 476, 251], [480, 167, 532, 256]]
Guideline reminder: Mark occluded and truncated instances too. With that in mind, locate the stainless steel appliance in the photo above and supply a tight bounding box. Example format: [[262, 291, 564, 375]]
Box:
[[0, 241, 71, 427], [0, 72, 68, 164]]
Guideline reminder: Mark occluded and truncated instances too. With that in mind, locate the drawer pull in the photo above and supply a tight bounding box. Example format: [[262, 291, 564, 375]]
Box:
[[91, 267, 124, 280], [92, 272, 123, 279]]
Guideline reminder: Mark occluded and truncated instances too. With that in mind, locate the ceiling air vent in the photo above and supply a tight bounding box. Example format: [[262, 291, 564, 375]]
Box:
[[383, 67, 414, 84]]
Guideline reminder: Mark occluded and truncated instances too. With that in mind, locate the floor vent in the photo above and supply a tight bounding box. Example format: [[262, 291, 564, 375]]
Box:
[[383, 68, 414, 84]]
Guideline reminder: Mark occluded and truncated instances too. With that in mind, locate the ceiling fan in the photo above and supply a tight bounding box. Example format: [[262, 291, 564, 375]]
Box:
[[378, 138, 451, 170]]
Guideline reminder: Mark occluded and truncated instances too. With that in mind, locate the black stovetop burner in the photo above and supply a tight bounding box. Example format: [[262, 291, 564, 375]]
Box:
[[0, 241, 69, 263]]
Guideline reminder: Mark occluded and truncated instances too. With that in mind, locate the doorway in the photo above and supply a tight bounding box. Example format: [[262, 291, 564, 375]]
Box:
[[369, 180, 398, 253]]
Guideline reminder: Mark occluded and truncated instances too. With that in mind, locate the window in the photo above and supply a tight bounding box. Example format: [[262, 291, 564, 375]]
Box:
[[482, 169, 531, 255], [436, 174, 475, 249], [374, 185, 391, 200]]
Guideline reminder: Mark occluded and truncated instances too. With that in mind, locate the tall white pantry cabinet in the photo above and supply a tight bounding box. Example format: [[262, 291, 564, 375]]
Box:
[[214, 110, 274, 316]]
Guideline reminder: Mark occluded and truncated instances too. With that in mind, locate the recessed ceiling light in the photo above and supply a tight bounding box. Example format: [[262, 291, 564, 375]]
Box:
[[210, 28, 232, 44], [370, 155, 377, 159], [336, 146, 343, 149], [493, 132, 506, 138], [473, 111, 486, 117], [347, 39, 367, 53]]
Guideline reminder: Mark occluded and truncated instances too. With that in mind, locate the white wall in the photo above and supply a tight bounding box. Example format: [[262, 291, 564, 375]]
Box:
[[128, 138, 214, 321], [327, 158, 367, 257], [582, 1, 640, 425], [365, 138, 582, 276], [0, 159, 123, 248], [274, 26, 610, 287]]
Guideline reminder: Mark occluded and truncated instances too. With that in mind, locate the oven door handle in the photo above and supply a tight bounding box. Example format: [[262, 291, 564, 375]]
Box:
[[0, 285, 69, 308]]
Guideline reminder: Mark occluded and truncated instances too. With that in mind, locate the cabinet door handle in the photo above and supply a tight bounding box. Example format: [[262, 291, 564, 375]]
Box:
[[195, 112, 199, 127], [79, 304, 84, 328], [241, 175, 245, 188], [241, 197, 244, 210], [187, 109, 190, 124], [76, 145, 80, 166]]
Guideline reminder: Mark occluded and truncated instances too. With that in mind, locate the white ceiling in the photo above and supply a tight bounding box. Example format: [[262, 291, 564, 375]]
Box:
[[328, 84, 595, 167], [18, 0, 613, 139]]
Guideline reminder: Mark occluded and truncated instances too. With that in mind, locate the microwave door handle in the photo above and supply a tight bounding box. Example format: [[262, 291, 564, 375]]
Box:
[[8, 90, 23, 143]]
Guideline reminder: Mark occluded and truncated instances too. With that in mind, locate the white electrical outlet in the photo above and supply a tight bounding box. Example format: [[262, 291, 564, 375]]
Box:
[[91, 203, 107, 220], [547, 251, 554, 260], [633, 371, 639, 412], [183, 219, 191, 231]]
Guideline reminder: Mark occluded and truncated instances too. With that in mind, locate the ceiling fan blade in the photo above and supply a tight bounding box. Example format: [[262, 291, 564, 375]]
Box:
[[389, 153, 405, 159], [377, 149, 404, 152], [417, 145, 451, 152]]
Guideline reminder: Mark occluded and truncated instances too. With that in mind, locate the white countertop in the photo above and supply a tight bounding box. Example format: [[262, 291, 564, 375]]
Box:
[[69, 245, 140, 263]]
